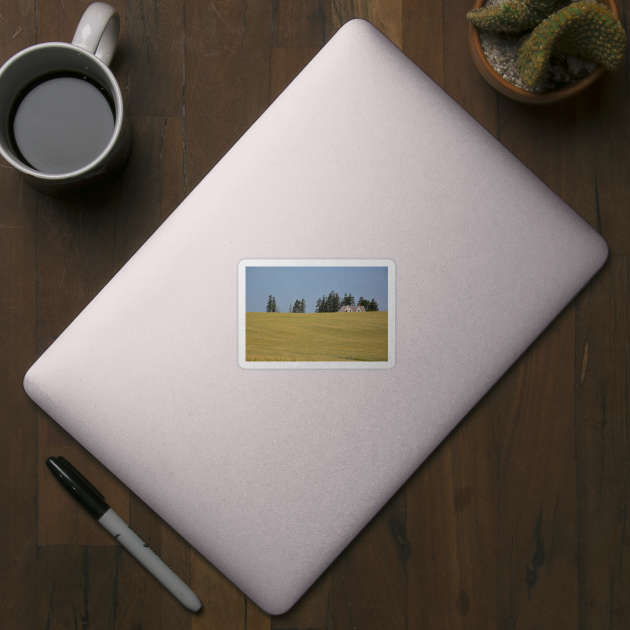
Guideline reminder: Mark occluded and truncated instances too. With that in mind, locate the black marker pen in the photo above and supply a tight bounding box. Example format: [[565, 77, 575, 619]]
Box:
[[46, 456, 202, 612]]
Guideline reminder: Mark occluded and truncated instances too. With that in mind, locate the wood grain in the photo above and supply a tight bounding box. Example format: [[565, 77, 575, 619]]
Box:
[[331, 486, 408, 630], [111, 116, 185, 270], [0, 5, 38, 629], [576, 256, 630, 629], [493, 61, 630, 258], [125, 0, 184, 117], [0, 142, 38, 630], [332, 0, 403, 48], [36, 545, 119, 630], [403, 0, 444, 87], [184, 0, 271, 191], [271, 573, 332, 629], [583, 72, 630, 254], [271, 0, 332, 46], [497, 304, 579, 629], [270, 47, 322, 103], [190, 549, 248, 630], [407, 392, 499, 629], [443, 0, 497, 131], [0, 0, 36, 55]]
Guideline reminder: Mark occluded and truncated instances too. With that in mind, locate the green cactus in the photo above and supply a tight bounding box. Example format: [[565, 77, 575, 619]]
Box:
[[516, 1, 627, 85], [467, 0, 568, 33]]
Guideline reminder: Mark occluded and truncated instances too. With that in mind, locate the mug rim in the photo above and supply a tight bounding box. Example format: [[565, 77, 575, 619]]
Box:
[[0, 41, 125, 181]]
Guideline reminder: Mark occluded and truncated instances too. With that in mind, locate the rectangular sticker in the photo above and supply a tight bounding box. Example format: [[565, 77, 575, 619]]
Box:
[[238, 260, 395, 369]]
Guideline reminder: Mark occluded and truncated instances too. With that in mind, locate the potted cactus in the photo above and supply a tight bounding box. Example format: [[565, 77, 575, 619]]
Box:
[[467, 0, 627, 103]]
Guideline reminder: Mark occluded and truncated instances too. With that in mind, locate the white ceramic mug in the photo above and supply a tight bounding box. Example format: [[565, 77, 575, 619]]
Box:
[[0, 2, 131, 197]]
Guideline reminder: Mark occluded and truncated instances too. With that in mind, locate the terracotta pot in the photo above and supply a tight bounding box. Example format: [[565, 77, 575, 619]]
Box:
[[468, 0, 619, 103]]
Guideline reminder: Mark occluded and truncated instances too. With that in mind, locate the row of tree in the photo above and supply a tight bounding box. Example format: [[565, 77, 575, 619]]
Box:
[[265, 292, 379, 313], [315, 292, 379, 312]]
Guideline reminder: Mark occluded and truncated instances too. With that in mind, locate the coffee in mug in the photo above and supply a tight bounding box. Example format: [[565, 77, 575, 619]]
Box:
[[11, 72, 116, 174], [0, 3, 131, 197]]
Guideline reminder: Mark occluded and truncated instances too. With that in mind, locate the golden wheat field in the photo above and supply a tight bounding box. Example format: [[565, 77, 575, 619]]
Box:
[[246, 312, 388, 361]]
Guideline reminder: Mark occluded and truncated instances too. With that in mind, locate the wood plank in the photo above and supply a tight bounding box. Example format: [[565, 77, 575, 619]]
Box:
[[270, 47, 321, 103], [497, 305, 578, 628], [112, 116, 185, 270], [331, 0, 402, 48], [0, 0, 36, 55], [496, 97, 598, 223], [0, 129, 38, 630], [36, 545, 119, 630], [33, 188, 121, 355], [271, 0, 332, 46], [407, 392, 499, 629], [575, 255, 630, 629], [184, 0, 272, 192], [330, 486, 407, 630], [189, 543, 270, 629], [443, 0, 497, 131], [583, 71, 630, 254], [126, 0, 184, 117], [159, 117, 187, 220], [190, 549, 247, 630], [493, 60, 629, 256], [0, 5, 39, 629], [402, 0, 444, 88], [491, 64, 616, 630], [271, 573, 332, 629], [491, 30, 626, 627], [247, 601, 271, 630]]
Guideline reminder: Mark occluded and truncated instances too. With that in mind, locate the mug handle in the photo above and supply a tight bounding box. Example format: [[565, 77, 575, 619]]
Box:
[[71, 2, 120, 67]]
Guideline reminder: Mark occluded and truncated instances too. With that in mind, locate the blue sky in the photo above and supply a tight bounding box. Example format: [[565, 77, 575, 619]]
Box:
[[246, 266, 388, 313]]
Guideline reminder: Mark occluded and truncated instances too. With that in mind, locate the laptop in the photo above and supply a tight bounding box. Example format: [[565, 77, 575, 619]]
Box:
[[23, 19, 608, 614]]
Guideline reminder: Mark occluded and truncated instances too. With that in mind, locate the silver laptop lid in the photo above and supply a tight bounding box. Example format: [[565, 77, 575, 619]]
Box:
[[24, 19, 607, 614]]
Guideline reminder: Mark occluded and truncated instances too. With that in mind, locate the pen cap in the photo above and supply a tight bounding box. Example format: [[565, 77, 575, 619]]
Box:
[[46, 456, 110, 519]]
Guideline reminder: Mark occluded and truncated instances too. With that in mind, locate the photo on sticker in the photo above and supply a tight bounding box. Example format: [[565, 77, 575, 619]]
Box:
[[244, 264, 389, 362]]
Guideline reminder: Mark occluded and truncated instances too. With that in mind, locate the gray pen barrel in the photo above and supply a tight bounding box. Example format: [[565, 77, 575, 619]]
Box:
[[98, 508, 202, 612]]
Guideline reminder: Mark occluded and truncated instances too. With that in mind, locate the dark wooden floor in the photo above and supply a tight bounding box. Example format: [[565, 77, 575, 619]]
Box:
[[1, 0, 629, 628]]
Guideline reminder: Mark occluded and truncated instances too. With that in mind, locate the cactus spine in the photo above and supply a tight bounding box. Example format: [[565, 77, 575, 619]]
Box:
[[467, 0, 568, 33], [516, 1, 627, 85]]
